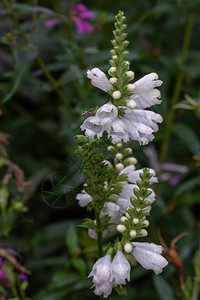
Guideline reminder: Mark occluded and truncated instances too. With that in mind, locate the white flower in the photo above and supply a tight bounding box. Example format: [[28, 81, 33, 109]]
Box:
[[132, 242, 168, 274], [87, 68, 113, 92], [110, 251, 131, 285], [89, 254, 113, 298], [131, 73, 162, 109], [76, 190, 92, 207]]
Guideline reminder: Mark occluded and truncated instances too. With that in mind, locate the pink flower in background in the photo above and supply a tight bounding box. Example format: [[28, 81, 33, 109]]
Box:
[[44, 19, 62, 28], [69, 4, 95, 34]]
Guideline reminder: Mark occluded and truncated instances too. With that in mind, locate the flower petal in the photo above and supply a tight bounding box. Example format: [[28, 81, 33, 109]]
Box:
[[132, 242, 168, 274], [87, 68, 113, 92]]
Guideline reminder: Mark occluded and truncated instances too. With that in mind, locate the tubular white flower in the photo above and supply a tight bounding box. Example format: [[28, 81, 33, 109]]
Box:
[[87, 68, 113, 92], [76, 190, 92, 207], [96, 103, 118, 121], [89, 254, 113, 298], [132, 242, 168, 274], [131, 73, 162, 109], [110, 251, 131, 285]]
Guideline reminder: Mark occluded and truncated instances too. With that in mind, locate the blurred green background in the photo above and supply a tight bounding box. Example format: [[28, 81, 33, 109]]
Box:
[[0, 0, 200, 299]]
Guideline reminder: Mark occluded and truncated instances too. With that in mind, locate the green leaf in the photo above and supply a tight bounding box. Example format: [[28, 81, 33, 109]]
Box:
[[65, 225, 80, 256], [153, 275, 176, 300], [71, 257, 87, 278], [172, 123, 200, 154], [2, 48, 37, 103]]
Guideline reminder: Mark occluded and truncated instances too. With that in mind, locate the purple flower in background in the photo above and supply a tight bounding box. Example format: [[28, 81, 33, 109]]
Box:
[[69, 4, 95, 34], [18, 274, 28, 281], [0, 269, 4, 280], [44, 19, 62, 28]]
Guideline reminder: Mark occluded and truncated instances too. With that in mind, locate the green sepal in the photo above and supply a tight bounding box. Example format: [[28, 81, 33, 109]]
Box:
[[82, 218, 96, 230]]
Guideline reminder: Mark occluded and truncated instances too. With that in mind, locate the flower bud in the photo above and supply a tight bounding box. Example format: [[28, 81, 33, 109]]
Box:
[[126, 71, 135, 79], [124, 243, 133, 253], [115, 163, 124, 172], [115, 153, 123, 160], [117, 224, 126, 233], [127, 83, 136, 92], [132, 218, 139, 224], [122, 147, 132, 156], [126, 212, 130, 218], [124, 157, 138, 165], [112, 91, 121, 99], [108, 67, 116, 74], [109, 77, 117, 84], [116, 143, 122, 148], [126, 100, 137, 109], [130, 230, 137, 238], [112, 55, 117, 60], [102, 160, 113, 169], [120, 216, 127, 222], [140, 229, 148, 236], [143, 220, 150, 227]]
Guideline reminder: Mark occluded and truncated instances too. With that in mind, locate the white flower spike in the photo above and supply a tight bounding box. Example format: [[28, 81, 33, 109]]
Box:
[[132, 242, 168, 274]]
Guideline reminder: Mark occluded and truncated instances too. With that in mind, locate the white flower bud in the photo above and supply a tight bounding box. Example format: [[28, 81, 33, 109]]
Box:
[[140, 229, 148, 236], [124, 243, 133, 253], [136, 208, 141, 213], [130, 230, 137, 238], [120, 216, 127, 222], [112, 55, 117, 60], [115, 163, 124, 172], [112, 91, 121, 99], [117, 224, 126, 233], [116, 143, 122, 148], [124, 61, 130, 66], [127, 84, 136, 92], [133, 218, 139, 224], [107, 146, 115, 152], [126, 71, 135, 78], [109, 77, 117, 84], [126, 99, 137, 109], [126, 157, 138, 164], [108, 67, 116, 74], [102, 160, 113, 169], [143, 220, 150, 227], [115, 153, 123, 160], [126, 212, 130, 218]]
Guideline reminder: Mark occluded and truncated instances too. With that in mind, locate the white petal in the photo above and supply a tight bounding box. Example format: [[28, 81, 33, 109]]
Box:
[[109, 118, 129, 144], [110, 251, 131, 284], [81, 116, 103, 138], [89, 254, 111, 284], [87, 68, 113, 92], [132, 242, 168, 274], [93, 281, 113, 298], [132, 73, 162, 109], [96, 103, 118, 120], [127, 168, 158, 184], [76, 191, 92, 207]]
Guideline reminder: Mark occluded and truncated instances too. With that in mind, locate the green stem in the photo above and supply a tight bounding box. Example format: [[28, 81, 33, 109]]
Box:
[[95, 210, 103, 258], [160, 9, 195, 164], [1, 0, 75, 116]]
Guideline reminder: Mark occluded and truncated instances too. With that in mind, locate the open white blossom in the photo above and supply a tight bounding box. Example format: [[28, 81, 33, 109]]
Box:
[[82, 68, 163, 145], [132, 242, 168, 274], [76, 190, 92, 207], [88, 254, 113, 298], [87, 68, 113, 92], [131, 73, 162, 109], [110, 251, 131, 285]]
